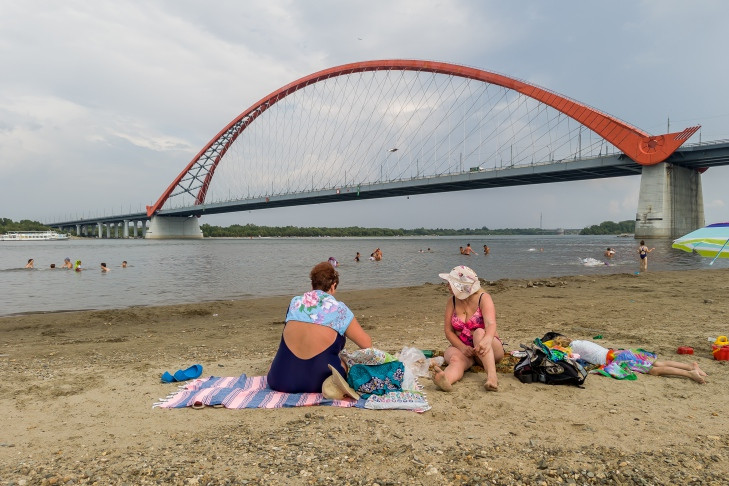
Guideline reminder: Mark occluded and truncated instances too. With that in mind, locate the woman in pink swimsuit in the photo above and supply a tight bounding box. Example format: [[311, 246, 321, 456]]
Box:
[[433, 265, 504, 391]]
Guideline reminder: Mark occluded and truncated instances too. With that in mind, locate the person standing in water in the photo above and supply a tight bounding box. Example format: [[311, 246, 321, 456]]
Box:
[[638, 240, 655, 272]]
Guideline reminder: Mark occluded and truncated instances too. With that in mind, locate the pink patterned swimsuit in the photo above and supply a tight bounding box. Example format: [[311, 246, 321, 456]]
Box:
[[450, 294, 500, 347]]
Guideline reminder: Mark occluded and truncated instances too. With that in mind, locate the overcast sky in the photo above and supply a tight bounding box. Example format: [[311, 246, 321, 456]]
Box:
[[2, 1, 729, 230]]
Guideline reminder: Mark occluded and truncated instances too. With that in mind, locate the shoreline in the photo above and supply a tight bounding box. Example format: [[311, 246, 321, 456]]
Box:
[[0, 264, 720, 319], [2, 268, 729, 484]]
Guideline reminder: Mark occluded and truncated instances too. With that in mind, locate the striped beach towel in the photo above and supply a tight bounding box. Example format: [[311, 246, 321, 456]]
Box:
[[154, 374, 362, 409], [154, 374, 430, 412]]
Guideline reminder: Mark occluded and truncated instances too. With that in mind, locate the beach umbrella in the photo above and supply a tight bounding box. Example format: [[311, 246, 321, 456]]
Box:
[[672, 222, 729, 265]]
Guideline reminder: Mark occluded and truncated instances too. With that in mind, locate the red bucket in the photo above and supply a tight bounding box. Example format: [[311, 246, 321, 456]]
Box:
[[713, 345, 729, 361]]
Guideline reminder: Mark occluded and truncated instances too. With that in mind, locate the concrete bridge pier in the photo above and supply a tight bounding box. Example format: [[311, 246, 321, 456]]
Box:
[[635, 163, 705, 239], [145, 216, 203, 239], [76, 224, 81, 236], [133, 221, 139, 238]]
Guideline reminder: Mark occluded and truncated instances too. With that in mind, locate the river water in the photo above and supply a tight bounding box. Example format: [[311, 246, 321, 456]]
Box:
[[1, 235, 725, 317]]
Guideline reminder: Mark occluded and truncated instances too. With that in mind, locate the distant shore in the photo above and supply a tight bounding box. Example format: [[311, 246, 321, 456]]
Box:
[[2, 268, 728, 484]]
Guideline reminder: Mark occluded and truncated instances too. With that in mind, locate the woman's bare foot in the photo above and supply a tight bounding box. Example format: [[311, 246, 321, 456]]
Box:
[[693, 362, 708, 377], [484, 376, 498, 391], [432, 366, 453, 392], [689, 369, 706, 384]]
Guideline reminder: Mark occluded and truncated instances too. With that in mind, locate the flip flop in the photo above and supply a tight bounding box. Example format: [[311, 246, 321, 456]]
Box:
[[161, 364, 203, 383], [161, 371, 175, 383]]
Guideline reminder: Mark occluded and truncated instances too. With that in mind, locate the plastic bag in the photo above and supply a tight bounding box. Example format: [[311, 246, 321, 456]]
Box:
[[397, 347, 430, 377]]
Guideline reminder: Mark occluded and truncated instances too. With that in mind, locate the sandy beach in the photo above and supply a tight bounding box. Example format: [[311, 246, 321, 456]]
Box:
[[2, 268, 729, 485]]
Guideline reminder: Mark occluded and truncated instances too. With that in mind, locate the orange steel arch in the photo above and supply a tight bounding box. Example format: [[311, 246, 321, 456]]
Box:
[[147, 60, 700, 217]]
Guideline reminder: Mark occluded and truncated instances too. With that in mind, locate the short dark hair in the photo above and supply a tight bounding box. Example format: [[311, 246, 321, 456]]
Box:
[[310, 262, 339, 291]]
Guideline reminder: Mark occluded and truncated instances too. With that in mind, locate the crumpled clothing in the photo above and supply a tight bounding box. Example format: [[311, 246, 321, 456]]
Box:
[[591, 361, 638, 380], [347, 361, 405, 398], [339, 347, 396, 367]]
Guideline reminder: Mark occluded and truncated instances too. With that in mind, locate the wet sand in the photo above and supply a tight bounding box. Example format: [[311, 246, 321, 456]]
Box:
[[2, 269, 729, 484]]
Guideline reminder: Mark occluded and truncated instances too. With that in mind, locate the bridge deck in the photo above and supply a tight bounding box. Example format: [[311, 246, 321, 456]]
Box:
[[46, 141, 729, 227]]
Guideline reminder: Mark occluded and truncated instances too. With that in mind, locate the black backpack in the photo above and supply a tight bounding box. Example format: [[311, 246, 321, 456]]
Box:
[[513, 338, 587, 387]]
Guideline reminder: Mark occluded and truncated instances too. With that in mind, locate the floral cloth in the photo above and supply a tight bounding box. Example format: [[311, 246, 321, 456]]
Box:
[[286, 290, 354, 335], [363, 390, 431, 412]]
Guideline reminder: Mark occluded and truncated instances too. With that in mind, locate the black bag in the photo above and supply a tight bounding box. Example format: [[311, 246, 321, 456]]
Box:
[[513, 339, 587, 387]]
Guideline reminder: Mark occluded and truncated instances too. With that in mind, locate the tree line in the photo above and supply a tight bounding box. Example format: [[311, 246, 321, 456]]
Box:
[[0, 217, 634, 237], [201, 223, 580, 238], [0, 218, 51, 234], [578, 220, 635, 235]]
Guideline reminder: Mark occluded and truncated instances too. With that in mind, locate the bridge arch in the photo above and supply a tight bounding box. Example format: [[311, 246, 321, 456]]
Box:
[[147, 59, 699, 217]]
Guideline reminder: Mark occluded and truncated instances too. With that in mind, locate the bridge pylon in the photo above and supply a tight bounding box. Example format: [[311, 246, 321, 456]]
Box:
[[145, 216, 203, 239], [635, 163, 704, 239]]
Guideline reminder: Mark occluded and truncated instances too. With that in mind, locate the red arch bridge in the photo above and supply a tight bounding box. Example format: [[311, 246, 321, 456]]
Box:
[[47, 60, 729, 239]]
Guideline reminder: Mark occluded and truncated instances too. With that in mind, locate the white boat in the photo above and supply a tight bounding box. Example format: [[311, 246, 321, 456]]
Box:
[[0, 230, 70, 241]]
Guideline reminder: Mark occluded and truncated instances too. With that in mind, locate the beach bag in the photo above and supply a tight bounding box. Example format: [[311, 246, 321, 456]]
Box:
[[514, 340, 587, 387]]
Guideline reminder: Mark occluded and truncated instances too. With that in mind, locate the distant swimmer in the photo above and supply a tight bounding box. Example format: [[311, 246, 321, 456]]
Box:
[[121, 260, 128, 268], [74, 260, 84, 272], [100, 262, 111, 272], [604, 247, 616, 258], [462, 243, 476, 255], [483, 245, 490, 255], [61, 257, 73, 269], [25, 258, 34, 269], [372, 248, 382, 261], [354, 252, 360, 262], [49, 263, 56, 269], [328, 257, 339, 268]]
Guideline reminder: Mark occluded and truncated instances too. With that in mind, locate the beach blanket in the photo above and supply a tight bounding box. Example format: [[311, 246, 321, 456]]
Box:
[[154, 374, 430, 412]]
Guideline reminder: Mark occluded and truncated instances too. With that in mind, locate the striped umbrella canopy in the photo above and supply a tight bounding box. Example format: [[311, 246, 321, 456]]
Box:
[[672, 222, 729, 264]]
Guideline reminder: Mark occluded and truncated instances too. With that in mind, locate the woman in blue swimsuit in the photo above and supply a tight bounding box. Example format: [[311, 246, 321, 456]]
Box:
[[638, 240, 655, 272], [267, 261, 373, 393]]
